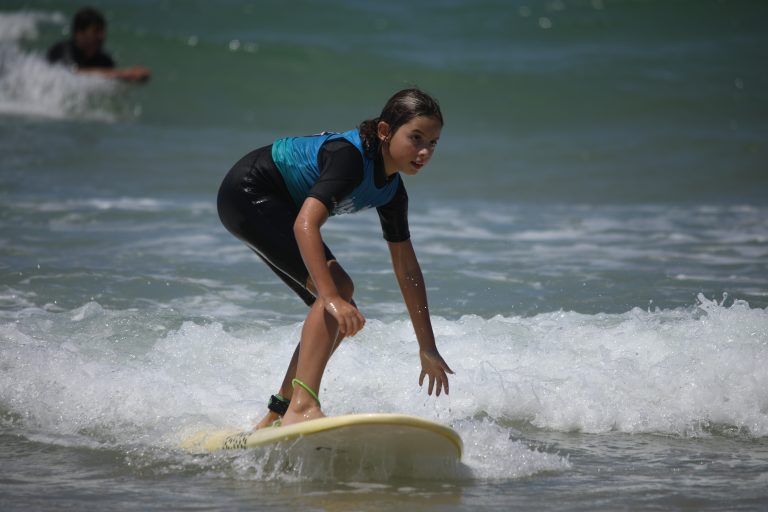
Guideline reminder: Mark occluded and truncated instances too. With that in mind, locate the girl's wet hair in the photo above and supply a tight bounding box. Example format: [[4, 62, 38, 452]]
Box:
[[359, 88, 443, 157]]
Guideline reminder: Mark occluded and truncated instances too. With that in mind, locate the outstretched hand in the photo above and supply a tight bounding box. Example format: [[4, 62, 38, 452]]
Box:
[[323, 296, 365, 337], [419, 348, 454, 396], [115, 66, 151, 83]]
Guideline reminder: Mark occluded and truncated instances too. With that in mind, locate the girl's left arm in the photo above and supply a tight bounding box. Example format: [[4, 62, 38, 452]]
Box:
[[388, 239, 454, 396]]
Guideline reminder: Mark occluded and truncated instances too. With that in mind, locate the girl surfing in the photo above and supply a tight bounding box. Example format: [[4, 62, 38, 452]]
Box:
[[217, 88, 453, 428]]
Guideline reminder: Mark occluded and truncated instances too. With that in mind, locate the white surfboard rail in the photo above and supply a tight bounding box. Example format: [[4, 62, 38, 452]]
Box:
[[180, 413, 463, 460]]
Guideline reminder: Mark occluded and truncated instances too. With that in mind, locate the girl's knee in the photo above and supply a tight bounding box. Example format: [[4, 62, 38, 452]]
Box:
[[304, 261, 354, 301], [328, 261, 354, 301]]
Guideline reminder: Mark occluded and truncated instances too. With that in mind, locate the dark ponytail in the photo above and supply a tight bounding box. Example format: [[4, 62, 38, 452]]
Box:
[[359, 88, 443, 157]]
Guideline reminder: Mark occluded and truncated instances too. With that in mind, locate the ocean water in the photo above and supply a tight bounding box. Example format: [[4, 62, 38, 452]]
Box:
[[1, 1, 767, 510]]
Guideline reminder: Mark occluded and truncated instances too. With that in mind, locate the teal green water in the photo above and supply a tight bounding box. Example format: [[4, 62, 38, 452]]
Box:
[[5, 0, 767, 204], [2, 1, 768, 510]]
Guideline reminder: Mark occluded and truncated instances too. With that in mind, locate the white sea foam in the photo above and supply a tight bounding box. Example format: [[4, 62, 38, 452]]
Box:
[[1, 295, 766, 481], [0, 10, 63, 42], [9, 197, 171, 213]]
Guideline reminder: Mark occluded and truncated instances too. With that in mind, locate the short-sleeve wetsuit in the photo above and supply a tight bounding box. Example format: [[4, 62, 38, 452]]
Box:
[[217, 129, 409, 306], [46, 39, 116, 69]]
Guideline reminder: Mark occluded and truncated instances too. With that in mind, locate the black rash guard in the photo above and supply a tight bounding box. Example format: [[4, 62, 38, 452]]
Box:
[[46, 40, 116, 69], [217, 138, 410, 306], [239, 138, 409, 243]]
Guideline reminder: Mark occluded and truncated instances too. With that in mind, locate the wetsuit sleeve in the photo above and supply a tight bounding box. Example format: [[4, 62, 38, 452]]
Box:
[[46, 41, 67, 64], [89, 52, 116, 69], [377, 180, 410, 242], [309, 139, 364, 214]]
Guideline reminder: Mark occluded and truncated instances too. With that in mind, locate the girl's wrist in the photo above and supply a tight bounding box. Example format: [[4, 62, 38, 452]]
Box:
[[319, 292, 341, 304], [320, 294, 346, 313]]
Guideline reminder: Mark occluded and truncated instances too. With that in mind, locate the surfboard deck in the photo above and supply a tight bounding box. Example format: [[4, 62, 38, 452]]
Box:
[[180, 413, 463, 461]]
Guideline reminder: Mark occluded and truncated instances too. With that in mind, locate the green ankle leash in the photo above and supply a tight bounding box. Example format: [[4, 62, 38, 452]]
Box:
[[291, 378, 321, 408]]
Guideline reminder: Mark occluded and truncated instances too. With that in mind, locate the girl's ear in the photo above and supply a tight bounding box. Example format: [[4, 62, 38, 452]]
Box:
[[377, 121, 391, 142]]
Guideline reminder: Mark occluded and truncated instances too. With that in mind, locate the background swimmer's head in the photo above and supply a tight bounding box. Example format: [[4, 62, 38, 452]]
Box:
[[72, 7, 107, 58], [360, 88, 443, 157]]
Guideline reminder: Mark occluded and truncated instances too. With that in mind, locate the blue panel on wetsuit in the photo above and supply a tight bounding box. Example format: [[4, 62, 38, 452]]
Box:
[[272, 129, 401, 216]]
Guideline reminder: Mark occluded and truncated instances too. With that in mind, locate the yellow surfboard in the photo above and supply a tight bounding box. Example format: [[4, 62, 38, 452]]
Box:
[[180, 413, 463, 461]]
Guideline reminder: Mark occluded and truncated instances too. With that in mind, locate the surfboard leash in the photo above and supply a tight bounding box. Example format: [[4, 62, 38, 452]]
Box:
[[292, 378, 321, 408]]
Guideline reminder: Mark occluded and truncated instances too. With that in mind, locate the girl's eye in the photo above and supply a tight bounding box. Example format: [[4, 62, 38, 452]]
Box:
[[408, 133, 438, 149]]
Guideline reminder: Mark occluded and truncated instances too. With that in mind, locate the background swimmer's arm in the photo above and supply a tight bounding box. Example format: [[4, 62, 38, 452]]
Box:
[[294, 197, 364, 336], [388, 240, 453, 395], [78, 66, 151, 82]]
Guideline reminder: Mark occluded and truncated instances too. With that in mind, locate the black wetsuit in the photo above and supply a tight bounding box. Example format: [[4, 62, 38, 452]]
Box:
[[217, 138, 409, 306], [46, 40, 115, 69]]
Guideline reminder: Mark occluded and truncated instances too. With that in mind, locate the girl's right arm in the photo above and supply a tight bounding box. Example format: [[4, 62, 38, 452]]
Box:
[[294, 197, 365, 337]]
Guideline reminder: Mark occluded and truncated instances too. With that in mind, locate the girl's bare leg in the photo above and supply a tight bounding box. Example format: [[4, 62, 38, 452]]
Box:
[[253, 328, 344, 429], [254, 260, 352, 428], [253, 342, 300, 429], [279, 298, 340, 425]]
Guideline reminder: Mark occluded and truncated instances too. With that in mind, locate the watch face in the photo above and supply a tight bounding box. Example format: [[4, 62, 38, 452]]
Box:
[[268, 395, 290, 415]]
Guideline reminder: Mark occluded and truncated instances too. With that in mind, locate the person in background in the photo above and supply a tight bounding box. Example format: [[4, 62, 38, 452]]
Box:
[[47, 7, 150, 83]]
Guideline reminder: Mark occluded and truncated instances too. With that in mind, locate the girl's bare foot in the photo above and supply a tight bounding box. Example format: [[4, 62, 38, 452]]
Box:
[[281, 405, 325, 426], [253, 410, 282, 430]]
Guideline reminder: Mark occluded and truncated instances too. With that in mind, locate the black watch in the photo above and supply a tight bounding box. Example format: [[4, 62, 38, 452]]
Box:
[[267, 394, 290, 415]]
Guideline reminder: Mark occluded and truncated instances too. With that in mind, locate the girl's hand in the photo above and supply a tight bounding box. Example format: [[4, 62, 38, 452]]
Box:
[[419, 349, 454, 396], [323, 296, 365, 337]]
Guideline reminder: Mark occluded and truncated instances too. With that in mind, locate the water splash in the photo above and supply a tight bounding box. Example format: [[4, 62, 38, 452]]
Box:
[[0, 10, 139, 121], [2, 295, 766, 481]]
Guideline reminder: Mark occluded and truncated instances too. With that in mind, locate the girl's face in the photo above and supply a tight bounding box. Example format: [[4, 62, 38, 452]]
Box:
[[378, 116, 442, 177]]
